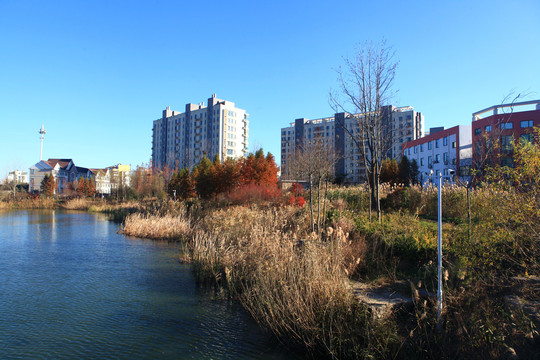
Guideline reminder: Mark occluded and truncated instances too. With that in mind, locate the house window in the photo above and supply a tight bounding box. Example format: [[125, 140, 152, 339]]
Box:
[[500, 122, 513, 130], [452, 141, 456, 149], [420, 158, 424, 166], [520, 120, 533, 128], [443, 137, 448, 146], [443, 152, 449, 165], [485, 125, 491, 133], [435, 139, 440, 148], [420, 144, 424, 152], [474, 128, 481, 136], [428, 141, 432, 150], [435, 154, 440, 163], [414, 146, 418, 154], [428, 156, 432, 166]]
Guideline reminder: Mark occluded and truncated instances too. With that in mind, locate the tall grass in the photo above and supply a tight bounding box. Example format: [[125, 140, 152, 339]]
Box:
[[122, 209, 191, 240], [0, 197, 58, 209], [185, 205, 399, 358]]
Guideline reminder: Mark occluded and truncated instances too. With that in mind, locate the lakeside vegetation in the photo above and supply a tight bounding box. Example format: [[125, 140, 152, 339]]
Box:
[[2, 140, 539, 359]]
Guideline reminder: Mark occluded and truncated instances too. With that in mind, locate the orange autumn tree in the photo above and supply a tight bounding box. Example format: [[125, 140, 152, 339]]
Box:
[[240, 149, 278, 187], [167, 149, 279, 202]]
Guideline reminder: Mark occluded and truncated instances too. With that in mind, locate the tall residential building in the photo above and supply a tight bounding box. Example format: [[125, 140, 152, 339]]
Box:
[[152, 94, 249, 170], [402, 125, 472, 184], [280, 105, 424, 184], [384, 105, 424, 160]]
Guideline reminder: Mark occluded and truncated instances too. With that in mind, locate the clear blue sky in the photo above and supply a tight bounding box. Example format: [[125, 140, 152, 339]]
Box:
[[1, 0, 539, 179]]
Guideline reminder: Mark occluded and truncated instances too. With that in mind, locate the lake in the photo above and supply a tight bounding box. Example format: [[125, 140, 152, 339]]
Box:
[[0, 210, 299, 359]]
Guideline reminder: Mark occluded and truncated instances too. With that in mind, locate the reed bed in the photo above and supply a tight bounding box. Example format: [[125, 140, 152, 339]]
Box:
[[122, 212, 192, 240], [0, 197, 58, 209], [186, 205, 394, 358], [62, 198, 93, 210]]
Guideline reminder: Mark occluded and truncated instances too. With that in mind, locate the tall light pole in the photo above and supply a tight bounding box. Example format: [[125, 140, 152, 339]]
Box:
[[39, 124, 46, 161], [427, 169, 454, 329], [436, 170, 443, 329]]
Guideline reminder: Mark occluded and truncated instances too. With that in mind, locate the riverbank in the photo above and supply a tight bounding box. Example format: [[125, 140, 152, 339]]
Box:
[[3, 186, 538, 358], [120, 185, 539, 359]]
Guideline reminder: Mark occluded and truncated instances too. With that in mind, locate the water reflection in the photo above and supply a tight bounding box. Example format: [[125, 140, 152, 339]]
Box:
[[0, 210, 297, 360]]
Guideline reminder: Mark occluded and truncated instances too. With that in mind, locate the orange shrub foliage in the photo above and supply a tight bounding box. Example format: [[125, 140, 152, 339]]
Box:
[[224, 184, 281, 205]]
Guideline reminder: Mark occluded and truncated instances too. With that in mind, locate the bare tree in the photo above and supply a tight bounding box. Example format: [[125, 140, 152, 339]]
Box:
[[330, 40, 398, 222], [286, 141, 337, 234]]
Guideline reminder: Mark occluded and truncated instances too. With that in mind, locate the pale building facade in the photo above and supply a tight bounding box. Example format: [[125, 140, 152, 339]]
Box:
[[7, 170, 29, 184], [29, 159, 78, 194], [281, 105, 424, 184], [152, 94, 249, 170], [402, 125, 472, 185]]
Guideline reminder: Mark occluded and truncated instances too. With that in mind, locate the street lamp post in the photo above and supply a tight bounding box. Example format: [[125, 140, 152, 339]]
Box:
[[426, 169, 454, 329], [436, 171, 443, 329]]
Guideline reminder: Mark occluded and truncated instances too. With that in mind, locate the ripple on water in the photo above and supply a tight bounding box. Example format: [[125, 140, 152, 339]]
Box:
[[0, 211, 298, 360]]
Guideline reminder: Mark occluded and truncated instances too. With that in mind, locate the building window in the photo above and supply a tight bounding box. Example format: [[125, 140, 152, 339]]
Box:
[[520, 120, 533, 128], [443, 152, 449, 165], [500, 135, 513, 153], [435, 154, 440, 163], [443, 137, 448, 146], [501, 157, 513, 168], [435, 139, 439, 148], [485, 125, 492, 133], [452, 141, 456, 148], [428, 141, 432, 150], [474, 128, 481, 136], [520, 133, 533, 143], [420, 144, 424, 152], [500, 122, 513, 130], [428, 156, 432, 166], [414, 145, 418, 154], [420, 158, 424, 166]]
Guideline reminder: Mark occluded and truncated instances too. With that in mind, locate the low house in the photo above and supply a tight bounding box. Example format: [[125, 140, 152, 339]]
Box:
[[29, 158, 77, 194]]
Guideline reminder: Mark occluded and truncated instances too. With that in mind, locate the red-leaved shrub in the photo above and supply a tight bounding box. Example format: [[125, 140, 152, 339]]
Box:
[[224, 184, 281, 205]]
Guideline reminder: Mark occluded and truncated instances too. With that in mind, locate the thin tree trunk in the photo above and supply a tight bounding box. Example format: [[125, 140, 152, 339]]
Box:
[[309, 174, 314, 233], [316, 180, 320, 232], [322, 178, 328, 232], [376, 173, 381, 223], [467, 186, 471, 241], [368, 173, 373, 223]]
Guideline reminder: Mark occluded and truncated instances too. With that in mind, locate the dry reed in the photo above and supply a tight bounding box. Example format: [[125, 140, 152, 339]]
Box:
[[122, 211, 191, 240]]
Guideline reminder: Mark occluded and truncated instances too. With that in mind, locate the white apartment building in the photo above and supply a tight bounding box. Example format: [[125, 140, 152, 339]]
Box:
[[402, 125, 472, 185], [7, 170, 29, 184], [281, 105, 424, 184], [152, 94, 249, 170]]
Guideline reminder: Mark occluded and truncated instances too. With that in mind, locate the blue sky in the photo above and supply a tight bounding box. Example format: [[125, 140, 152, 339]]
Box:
[[1, 0, 539, 179]]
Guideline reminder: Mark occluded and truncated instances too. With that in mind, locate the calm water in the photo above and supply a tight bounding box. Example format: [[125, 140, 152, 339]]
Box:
[[0, 210, 299, 359]]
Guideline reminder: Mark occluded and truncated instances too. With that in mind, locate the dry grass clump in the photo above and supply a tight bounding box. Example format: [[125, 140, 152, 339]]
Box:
[[187, 205, 393, 358], [9, 197, 58, 209], [62, 198, 92, 210], [122, 211, 192, 240]]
